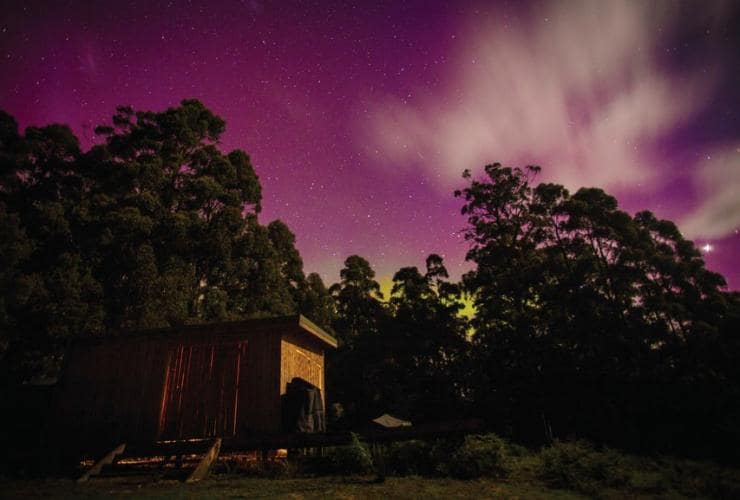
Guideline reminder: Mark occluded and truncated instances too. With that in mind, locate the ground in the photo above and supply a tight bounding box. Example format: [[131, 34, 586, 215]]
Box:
[[0, 474, 703, 500], [3, 442, 739, 499], [0, 475, 591, 499]]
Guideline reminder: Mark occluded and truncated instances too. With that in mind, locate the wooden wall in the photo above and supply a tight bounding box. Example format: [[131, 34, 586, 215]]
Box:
[[54, 336, 169, 452], [53, 320, 328, 454], [158, 339, 247, 441], [235, 328, 282, 434], [279, 330, 325, 406]]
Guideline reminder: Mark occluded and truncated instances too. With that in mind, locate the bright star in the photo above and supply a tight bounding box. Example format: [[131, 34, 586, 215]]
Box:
[[702, 243, 713, 253]]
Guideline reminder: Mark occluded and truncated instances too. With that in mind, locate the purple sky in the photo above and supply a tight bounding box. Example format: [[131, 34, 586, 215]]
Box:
[[1, 0, 739, 290]]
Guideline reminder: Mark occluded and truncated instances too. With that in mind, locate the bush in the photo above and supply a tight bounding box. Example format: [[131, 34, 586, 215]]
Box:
[[448, 433, 511, 479], [327, 433, 374, 475], [370, 436, 521, 478], [537, 440, 630, 495], [660, 457, 740, 499], [426, 437, 463, 476], [387, 440, 433, 476], [505, 442, 529, 458], [220, 454, 295, 478], [628, 469, 668, 494]]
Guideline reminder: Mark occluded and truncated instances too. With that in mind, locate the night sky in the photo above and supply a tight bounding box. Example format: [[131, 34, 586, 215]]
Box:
[[1, 0, 739, 290]]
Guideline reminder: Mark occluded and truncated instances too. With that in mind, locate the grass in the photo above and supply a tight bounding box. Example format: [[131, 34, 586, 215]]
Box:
[[3, 437, 740, 499], [0, 475, 584, 499]]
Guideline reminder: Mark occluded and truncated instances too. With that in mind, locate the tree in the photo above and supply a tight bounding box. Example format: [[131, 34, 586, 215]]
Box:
[[456, 162, 736, 456], [85, 100, 265, 329], [330, 255, 384, 346], [298, 272, 336, 333], [326, 253, 471, 424], [0, 113, 104, 382], [327, 255, 389, 422], [386, 254, 469, 421], [0, 101, 309, 382]]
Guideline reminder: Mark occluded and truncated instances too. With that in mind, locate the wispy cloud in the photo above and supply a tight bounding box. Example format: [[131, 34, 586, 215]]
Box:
[[365, 0, 722, 194], [681, 145, 740, 239]]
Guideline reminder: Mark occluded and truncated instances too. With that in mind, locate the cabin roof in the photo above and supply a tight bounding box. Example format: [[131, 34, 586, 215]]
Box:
[[295, 315, 338, 348], [73, 314, 338, 349]]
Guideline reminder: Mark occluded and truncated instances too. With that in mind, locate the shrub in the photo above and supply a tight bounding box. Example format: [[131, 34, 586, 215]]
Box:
[[506, 442, 529, 458], [448, 433, 511, 479], [258, 458, 295, 478], [660, 458, 740, 499], [537, 440, 630, 495], [387, 440, 433, 476], [628, 469, 668, 494], [426, 437, 463, 476], [327, 433, 374, 475], [220, 454, 295, 477]]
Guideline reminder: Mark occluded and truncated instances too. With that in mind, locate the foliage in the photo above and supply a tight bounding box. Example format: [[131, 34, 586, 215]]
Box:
[[340, 435, 740, 498], [373, 434, 519, 479], [386, 440, 434, 476], [0, 102, 315, 382], [298, 273, 336, 334], [329, 255, 385, 347], [532, 440, 740, 498], [385, 255, 470, 422], [326, 433, 374, 475], [537, 440, 629, 495], [657, 456, 740, 498], [322, 161, 739, 462], [448, 433, 511, 479], [220, 456, 295, 478], [326, 255, 390, 422], [455, 162, 740, 459], [326, 253, 469, 425]]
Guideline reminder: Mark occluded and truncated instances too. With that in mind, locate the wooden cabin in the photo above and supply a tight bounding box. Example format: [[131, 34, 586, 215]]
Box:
[[53, 315, 337, 454]]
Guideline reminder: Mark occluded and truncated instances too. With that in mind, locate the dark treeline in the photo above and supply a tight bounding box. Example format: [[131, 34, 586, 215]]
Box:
[[456, 165, 739, 460], [328, 165, 740, 463], [1, 102, 738, 462]]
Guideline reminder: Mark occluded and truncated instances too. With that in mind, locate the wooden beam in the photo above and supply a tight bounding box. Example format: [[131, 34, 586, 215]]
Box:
[[77, 443, 126, 483], [185, 438, 221, 483], [126, 438, 213, 458], [222, 418, 485, 451]]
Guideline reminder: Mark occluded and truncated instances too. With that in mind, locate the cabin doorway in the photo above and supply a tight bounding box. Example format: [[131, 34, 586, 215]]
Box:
[[157, 341, 247, 441]]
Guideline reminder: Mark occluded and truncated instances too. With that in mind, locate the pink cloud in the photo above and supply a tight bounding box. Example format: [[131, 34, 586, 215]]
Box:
[[365, 0, 722, 193], [681, 145, 740, 239]]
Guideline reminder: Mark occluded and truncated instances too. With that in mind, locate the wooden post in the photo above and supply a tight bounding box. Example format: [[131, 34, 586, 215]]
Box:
[[185, 438, 221, 483], [77, 443, 126, 483]]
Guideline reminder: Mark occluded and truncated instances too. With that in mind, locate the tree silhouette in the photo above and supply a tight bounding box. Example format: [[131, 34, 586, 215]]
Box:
[[0, 101, 309, 382], [386, 254, 469, 422], [326, 255, 388, 421], [456, 162, 739, 458]]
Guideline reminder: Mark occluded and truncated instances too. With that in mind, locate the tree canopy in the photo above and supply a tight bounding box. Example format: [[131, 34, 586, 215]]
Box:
[[0, 101, 323, 382], [454, 163, 739, 457]]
